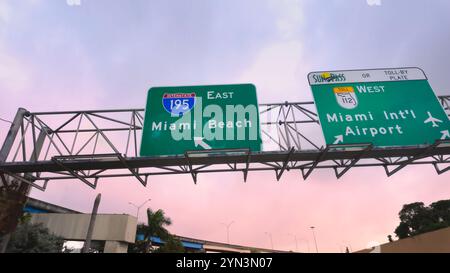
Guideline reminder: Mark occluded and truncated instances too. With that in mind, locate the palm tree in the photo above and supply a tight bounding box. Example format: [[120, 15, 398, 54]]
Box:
[[139, 208, 172, 253]]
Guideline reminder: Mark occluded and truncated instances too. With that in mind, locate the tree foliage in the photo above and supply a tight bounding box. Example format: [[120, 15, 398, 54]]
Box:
[[128, 208, 185, 253], [6, 221, 65, 253], [394, 199, 450, 239], [141, 208, 172, 242]]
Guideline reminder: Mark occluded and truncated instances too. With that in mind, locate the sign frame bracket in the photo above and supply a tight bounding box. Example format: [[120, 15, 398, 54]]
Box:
[[275, 147, 295, 181], [0, 169, 48, 191], [51, 156, 98, 189], [332, 143, 373, 179], [383, 140, 449, 177], [301, 146, 330, 180], [242, 149, 251, 182]]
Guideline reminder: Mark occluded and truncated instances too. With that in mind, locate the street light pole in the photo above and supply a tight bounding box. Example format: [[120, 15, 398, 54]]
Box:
[[220, 221, 234, 244], [310, 226, 319, 253], [265, 232, 274, 250], [128, 198, 151, 222], [288, 233, 298, 252]]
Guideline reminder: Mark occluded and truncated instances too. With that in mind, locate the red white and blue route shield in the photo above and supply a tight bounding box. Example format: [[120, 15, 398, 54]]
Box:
[[162, 93, 196, 117]]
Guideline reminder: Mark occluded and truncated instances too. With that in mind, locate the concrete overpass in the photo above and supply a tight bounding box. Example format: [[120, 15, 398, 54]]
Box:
[[25, 197, 137, 253], [25, 197, 289, 253], [30, 213, 137, 253], [156, 235, 287, 253]]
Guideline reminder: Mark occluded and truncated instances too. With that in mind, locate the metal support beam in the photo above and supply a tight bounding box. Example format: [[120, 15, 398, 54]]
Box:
[[0, 171, 48, 192], [243, 150, 251, 182], [51, 157, 98, 189], [117, 154, 146, 186], [185, 151, 197, 184], [301, 146, 330, 180], [433, 163, 450, 175], [0, 108, 29, 162], [332, 144, 373, 179], [275, 147, 295, 181], [383, 140, 447, 177]]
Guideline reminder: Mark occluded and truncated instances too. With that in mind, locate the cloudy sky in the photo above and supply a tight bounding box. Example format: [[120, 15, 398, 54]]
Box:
[[1, 0, 450, 252]]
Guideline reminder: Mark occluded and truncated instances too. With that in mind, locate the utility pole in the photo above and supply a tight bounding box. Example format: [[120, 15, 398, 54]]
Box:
[[82, 194, 101, 253], [265, 232, 274, 250]]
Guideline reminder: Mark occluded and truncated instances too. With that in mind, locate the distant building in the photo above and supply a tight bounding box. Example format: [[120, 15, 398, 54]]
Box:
[[356, 227, 450, 253]]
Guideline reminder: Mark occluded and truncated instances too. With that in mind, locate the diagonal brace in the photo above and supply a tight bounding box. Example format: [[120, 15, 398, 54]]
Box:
[[383, 140, 447, 177], [275, 147, 295, 181], [333, 144, 373, 179]]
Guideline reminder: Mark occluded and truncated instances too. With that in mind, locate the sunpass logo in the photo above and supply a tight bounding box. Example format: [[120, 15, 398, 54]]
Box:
[[312, 72, 346, 83]]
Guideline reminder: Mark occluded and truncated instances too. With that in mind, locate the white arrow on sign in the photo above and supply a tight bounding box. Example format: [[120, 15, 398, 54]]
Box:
[[441, 130, 450, 140], [194, 137, 212, 150], [333, 135, 343, 144]]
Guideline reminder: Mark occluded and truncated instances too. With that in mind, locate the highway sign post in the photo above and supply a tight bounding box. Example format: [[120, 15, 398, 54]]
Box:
[[140, 84, 262, 156], [308, 68, 450, 147]]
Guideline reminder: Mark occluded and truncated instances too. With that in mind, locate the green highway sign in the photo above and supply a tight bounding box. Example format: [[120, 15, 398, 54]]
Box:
[[140, 84, 262, 156], [308, 68, 450, 147]]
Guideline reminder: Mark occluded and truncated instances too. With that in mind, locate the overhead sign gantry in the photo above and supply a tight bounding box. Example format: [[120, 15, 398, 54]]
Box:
[[308, 68, 450, 146], [0, 68, 449, 192], [1, 68, 449, 255]]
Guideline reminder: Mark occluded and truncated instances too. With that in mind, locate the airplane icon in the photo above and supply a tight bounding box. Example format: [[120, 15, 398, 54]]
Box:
[[424, 111, 443, 127]]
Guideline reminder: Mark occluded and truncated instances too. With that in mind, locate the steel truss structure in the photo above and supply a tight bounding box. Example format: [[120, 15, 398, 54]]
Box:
[[1, 96, 449, 191]]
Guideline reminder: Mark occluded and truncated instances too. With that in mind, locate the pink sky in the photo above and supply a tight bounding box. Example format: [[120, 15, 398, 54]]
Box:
[[1, 0, 450, 252], [29, 161, 450, 252]]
